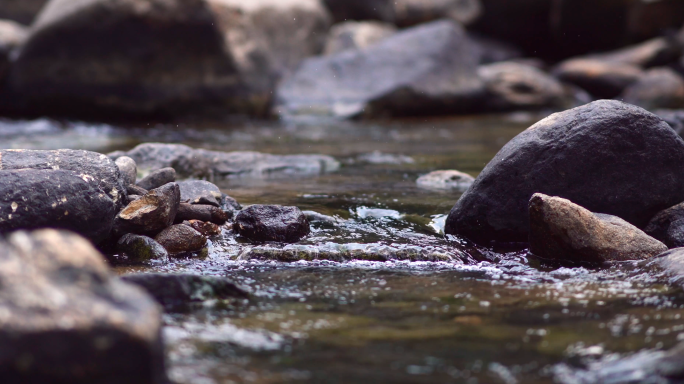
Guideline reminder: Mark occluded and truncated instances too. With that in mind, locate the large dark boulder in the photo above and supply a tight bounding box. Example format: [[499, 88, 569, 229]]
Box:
[[0, 0, 49, 25], [644, 202, 684, 249], [276, 20, 484, 119], [0, 149, 126, 208], [0, 229, 165, 384], [445, 100, 684, 245], [529, 193, 667, 265], [4, 0, 242, 119], [0, 169, 118, 243], [234, 205, 310, 243]]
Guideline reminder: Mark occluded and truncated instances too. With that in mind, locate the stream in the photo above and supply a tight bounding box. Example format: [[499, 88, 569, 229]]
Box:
[[2, 114, 684, 384]]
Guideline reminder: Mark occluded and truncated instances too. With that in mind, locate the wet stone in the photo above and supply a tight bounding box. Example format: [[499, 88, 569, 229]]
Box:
[[184, 220, 222, 237], [529, 193, 667, 265], [221, 193, 242, 212], [234, 205, 310, 243], [416, 170, 474, 191], [137, 167, 176, 190], [0, 229, 166, 384], [114, 182, 180, 237], [644, 202, 684, 248], [238, 243, 459, 262], [0, 169, 117, 243], [115, 156, 137, 186], [116, 233, 168, 263], [0, 149, 126, 209], [154, 224, 207, 255], [175, 203, 228, 225], [121, 273, 248, 312], [178, 180, 222, 207], [127, 184, 148, 196]]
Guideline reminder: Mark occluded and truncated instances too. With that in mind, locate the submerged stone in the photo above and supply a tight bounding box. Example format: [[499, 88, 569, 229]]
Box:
[[238, 243, 459, 262], [116, 233, 169, 263], [416, 170, 474, 191], [155, 224, 207, 255], [234, 205, 310, 243]]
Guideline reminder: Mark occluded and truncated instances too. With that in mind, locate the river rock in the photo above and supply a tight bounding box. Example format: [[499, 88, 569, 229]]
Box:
[[588, 36, 683, 69], [235, 205, 310, 243], [178, 179, 222, 206], [0, 169, 118, 243], [207, 0, 331, 107], [0, 0, 48, 25], [644, 202, 684, 249], [0, 229, 166, 384], [115, 183, 180, 237], [4, 0, 244, 119], [127, 184, 148, 196], [655, 109, 684, 136], [115, 156, 137, 186], [137, 167, 176, 190], [154, 224, 207, 255], [324, 21, 396, 55], [0, 149, 126, 208], [622, 68, 684, 110], [276, 20, 483, 119], [121, 273, 248, 311], [529, 193, 667, 265], [553, 58, 643, 98], [0, 20, 26, 80], [175, 203, 228, 225], [110, 143, 340, 179], [445, 100, 684, 245], [116, 233, 169, 263], [185, 220, 222, 237], [220, 193, 241, 212], [416, 170, 474, 191], [478, 61, 568, 111]]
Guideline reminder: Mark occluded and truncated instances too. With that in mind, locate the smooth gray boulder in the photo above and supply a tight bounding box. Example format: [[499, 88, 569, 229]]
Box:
[[622, 67, 684, 110], [0, 229, 166, 384], [276, 20, 484, 119], [553, 58, 643, 98], [109, 143, 340, 179], [478, 61, 569, 111], [0, 169, 118, 243], [0, 149, 126, 208], [529, 193, 667, 265], [445, 100, 684, 245]]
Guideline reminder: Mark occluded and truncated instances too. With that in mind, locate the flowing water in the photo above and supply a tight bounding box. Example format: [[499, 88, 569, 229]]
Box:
[[3, 114, 684, 384]]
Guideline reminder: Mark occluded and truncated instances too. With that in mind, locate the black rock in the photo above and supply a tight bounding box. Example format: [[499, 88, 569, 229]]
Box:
[[121, 273, 248, 311], [276, 20, 484, 119], [116, 233, 168, 262], [0, 169, 118, 243], [115, 156, 137, 186], [0, 149, 126, 208], [154, 224, 207, 255], [178, 180, 222, 206], [234, 205, 310, 243], [114, 182, 180, 237], [175, 203, 228, 225], [0, 229, 166, 384], [136, 167, 176, 190], [655, 109, 684, 136], [644, 202, 684, 248], [445, 100, 684, 245]]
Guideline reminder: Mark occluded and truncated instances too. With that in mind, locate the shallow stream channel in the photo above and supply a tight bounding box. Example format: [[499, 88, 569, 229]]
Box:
[[3, 114, 684, 384]]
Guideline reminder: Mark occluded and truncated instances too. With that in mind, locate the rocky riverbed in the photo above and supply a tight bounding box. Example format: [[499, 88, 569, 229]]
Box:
[[0, 103, 683, 383]]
